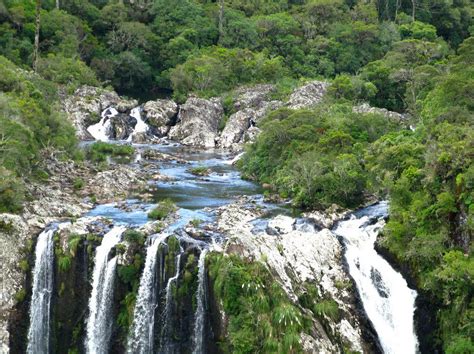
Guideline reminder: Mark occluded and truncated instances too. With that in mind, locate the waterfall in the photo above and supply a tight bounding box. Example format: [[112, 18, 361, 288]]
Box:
[[334, 202, 419, 354], [127, 234, 169, 354], [160, 247, 183, 352], [26, 228, 56, 354], [192, 249, 208, 354], [85, 226, 126, 354], [87, 107, 118, 141], [127, 107, 149, 142]]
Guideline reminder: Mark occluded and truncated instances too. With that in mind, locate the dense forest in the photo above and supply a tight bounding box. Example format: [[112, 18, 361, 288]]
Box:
[[0, 0, 473, 352]]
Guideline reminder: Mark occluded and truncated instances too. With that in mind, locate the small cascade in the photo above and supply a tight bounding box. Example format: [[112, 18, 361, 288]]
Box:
[[127, 234, 169, 354], [127, 107, 149, 142], [26, 227, 56, 354], [160, 246, 184, 352], [192, 249, 208, 354], [85, 226, 126, 354], [334, 202, 419, 354], [87, 107, 118, 141]]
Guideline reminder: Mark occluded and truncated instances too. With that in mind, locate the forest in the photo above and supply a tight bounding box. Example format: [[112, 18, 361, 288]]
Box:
[[0, 0, 472, 352]]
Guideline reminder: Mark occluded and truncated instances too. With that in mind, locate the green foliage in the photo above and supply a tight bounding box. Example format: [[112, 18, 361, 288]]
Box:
[[188, 166, 210, 176], [0, 167, 24, 213], [170, 47, 288, 100], [68, 234, 82, 257], [208, 253, 305, 353], [72, 178, 85, 190], [86, 142, 135, 163], [148, 198, 177, 220], [123, 229, 145, 246], [14, 289, 27, 303], [58, 254, 72, 273], [240, 103, 399, 208]]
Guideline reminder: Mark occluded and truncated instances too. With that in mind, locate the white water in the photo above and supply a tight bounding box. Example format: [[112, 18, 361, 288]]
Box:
[[192, 249, 208, 354], [85, 226, 126, 354], [26, 228, 56, 354], [127, 107, 149, 142], [87, 107, 118, 141], [127, 233, 169, 354], [334, 203, 419, 354], [161, 249, 183, 352]]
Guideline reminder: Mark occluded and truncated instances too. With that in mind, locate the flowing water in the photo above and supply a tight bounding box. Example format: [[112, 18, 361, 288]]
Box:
[[127, 233, 169, 354], [26, 227, 56, 354], [334, 202, 419, 354], [85, 226, 126, 354], [192, 249, 209, 354], [128, 107, 149, 142], [87, 107, 118, 141], [25, 132, 420, 353], [160, 249, 183, 352]]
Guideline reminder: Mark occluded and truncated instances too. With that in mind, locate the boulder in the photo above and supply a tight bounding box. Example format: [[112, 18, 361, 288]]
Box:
[[287, 81, 329, 109], [143, 99, 179, 136], [168, 97, 224, 148], [109, 113, 137, 140], [219, 85, 283, 149], [63, 85, 137, 140], [352, 103, 407, 121]]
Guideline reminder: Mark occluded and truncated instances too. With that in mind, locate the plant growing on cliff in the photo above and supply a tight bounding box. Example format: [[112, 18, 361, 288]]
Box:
[[208, 252, 307, 352]]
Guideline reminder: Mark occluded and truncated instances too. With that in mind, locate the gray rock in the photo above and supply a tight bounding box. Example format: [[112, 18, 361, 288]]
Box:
[[352, 103, 407, 121], [219, 85, 283, 149], [143, 99, 178, 136], [62, 85, 137, 140], [168, 97, 224, 148], [287, 81, 329, 109]]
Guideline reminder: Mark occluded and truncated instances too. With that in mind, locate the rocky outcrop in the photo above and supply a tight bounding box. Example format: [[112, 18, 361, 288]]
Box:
[[352, 103, 408, 121], [63, 86, 137, 140], [219, 85, 283, 149], [143, 99, 179, 136], [287, 81, 329, 110], [217, 200, 368, 353], [168, 97, 224, 148]]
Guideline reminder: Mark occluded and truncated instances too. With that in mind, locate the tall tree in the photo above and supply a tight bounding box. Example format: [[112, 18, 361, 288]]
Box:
[[32, 0, 41, 72], [218, 0, 225, 44]]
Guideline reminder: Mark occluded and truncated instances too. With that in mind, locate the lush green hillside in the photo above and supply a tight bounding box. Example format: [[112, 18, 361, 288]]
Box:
[[0, 0, 472, 352]]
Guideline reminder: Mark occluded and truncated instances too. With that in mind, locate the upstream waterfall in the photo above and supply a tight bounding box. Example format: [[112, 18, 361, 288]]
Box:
[[192, 249, 209, 354], [85, 226, 126, 354], [127, 234, 169, 354], [334, 202, 419, 354], [26, 228, 56, 354], [87, 107, 118, 141]]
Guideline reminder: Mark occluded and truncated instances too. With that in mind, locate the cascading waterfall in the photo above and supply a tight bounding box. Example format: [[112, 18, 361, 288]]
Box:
[[334, 202, 419, 354], [127, 233, 169, 354], [192, 249, 208, 354], [87, 107, 118, 141], [85, 226, 126, 354], [160, 246, 184, 352], [127, 107, 149, 142], [26, 227, 56, 354]]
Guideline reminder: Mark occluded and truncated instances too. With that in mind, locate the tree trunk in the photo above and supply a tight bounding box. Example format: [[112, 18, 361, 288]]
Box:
[[411, 0, 416, 21], [33, 0, 41, 72], [56, 0, 59, 9], [218, 0, 224, 44]]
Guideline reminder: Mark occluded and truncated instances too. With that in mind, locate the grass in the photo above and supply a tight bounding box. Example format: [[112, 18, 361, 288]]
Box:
[[188, 166, 210, 176], [148, 198, 177, 220], [87, 142, 135, 163]]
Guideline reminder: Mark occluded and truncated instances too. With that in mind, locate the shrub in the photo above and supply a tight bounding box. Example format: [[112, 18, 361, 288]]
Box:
[[123, 229, 145, 245], [73, 178, 85, 190], [0, 167, 24, 213], [87, 142, 135, 163], [148, 199, 177, 220]]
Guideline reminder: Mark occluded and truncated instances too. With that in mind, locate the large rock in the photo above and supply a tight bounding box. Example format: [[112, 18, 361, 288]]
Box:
[[219, 85, 283, 149], [352, 103, 407, 121], [287, 81, 329, 109], [63, 86, 137, 140], [168, 97, 224, 148], [217, 200, 368, 353], [143, 99, 178, 136]]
